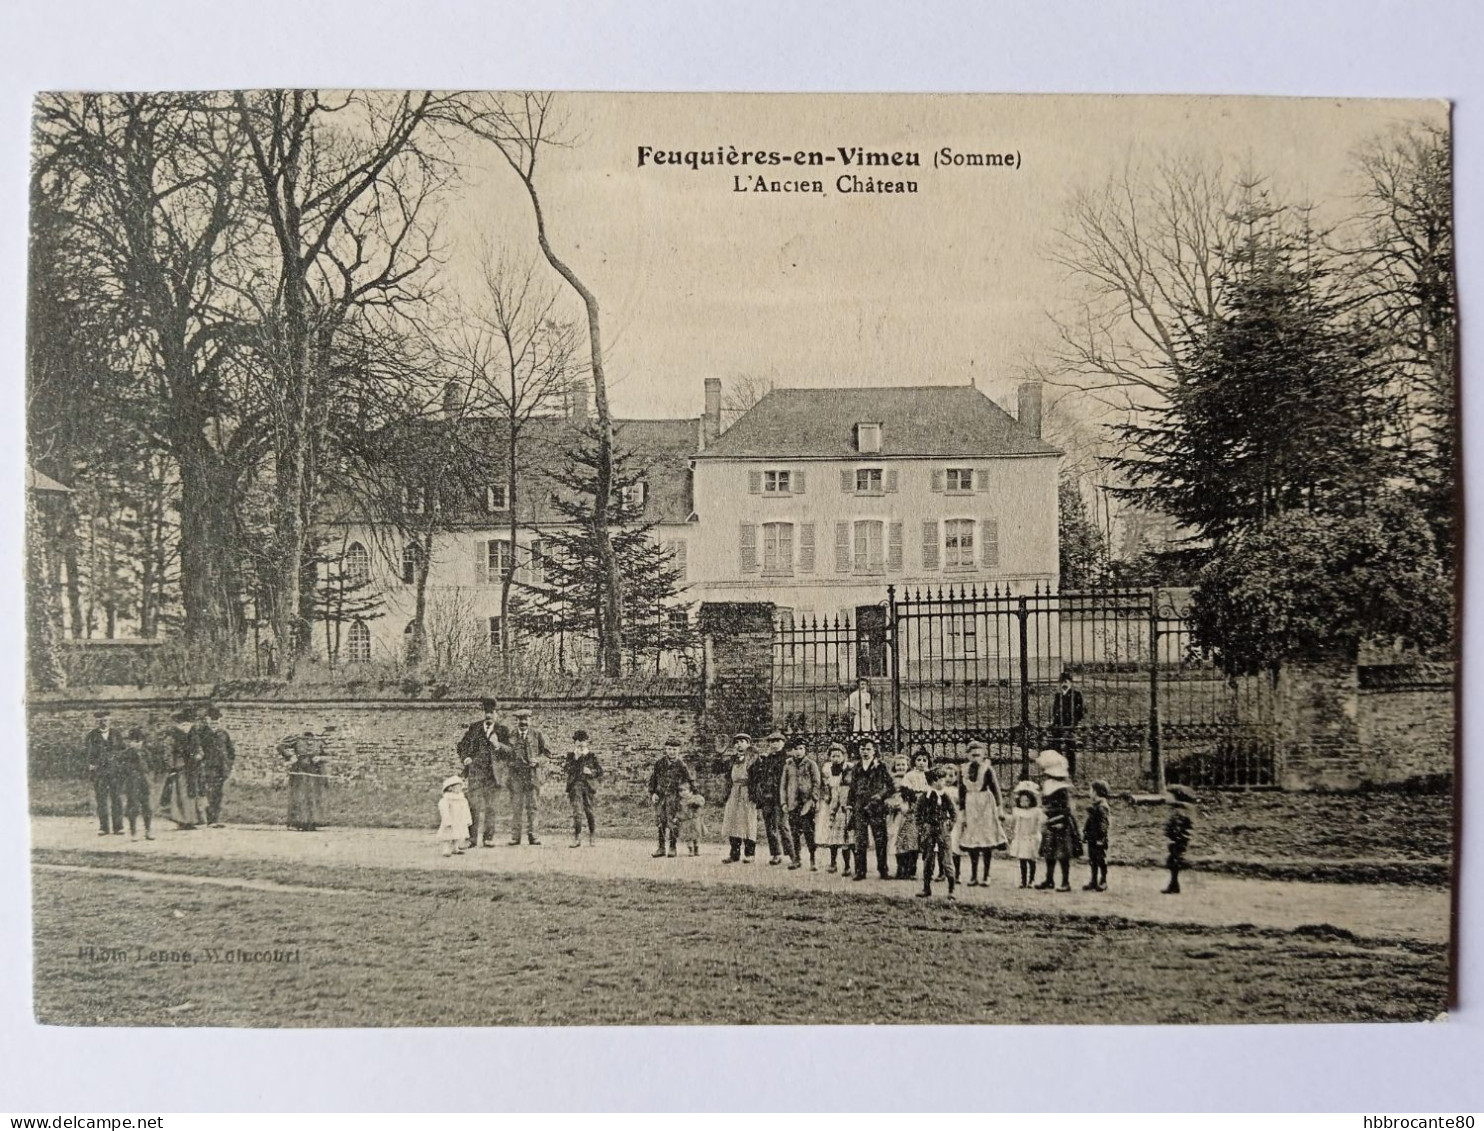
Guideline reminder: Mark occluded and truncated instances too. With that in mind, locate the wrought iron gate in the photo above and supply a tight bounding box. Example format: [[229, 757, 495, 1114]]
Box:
[[771, 584, 1279, 790]]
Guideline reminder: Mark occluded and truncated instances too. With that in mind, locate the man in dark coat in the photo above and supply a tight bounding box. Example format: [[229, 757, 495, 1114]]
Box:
[[1050, 671, 1086, 779], [647, 736, 695, 857], [563, 729, 604, 848], [84, 709, 124, 835], [457, 697, 510, 847], [747, 730, 793, 865], [197, 705, 237, 827], [847, 737, 894, 880], [506, 708, 550, 845]]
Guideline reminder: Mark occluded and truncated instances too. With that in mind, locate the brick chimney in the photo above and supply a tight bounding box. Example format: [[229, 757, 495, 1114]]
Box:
[[1016, 381, 1043, 439], [569, 379, 589, 423], [442, 379, 467, 420], [703, 378, 722, 446]]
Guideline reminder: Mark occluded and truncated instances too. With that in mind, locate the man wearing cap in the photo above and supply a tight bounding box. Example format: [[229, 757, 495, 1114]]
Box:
[[720, 733, 759, 863], [847, 737, 895, 880], [780, 735, 821, 870], [647, 737, 695, 858], [84, 709, 125, 836], [506, 708, 550, 845], [197, 705, 237, 827], [457, 697, 510, 847], [1050, 671, 1086, 779], [747, 729, 793, 866]]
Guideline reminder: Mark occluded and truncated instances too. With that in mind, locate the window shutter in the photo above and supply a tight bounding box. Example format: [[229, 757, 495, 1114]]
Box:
[[673, 539, 688, 580], [515, 547, 529, 587], [474, 540, 489, 586], [529, 539, 545, 587], [748, 470, 762, 495], [922, 521, 940, 569], [840, 468, 853, 493], [975, 469, 989, 493], [780, 524, 794, 574], [885, 469, 899, 493], [793, 469, 807, 495], [798, 523, 816, 573], [834, 522, 851, 573], [887, 523, 903, 571], [981, 519, 1000, 569], [740, 523, 759, 574], [931, 470, 944, 493]]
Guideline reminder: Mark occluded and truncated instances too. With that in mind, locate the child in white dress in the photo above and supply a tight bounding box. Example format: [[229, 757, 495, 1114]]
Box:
[[1007, 780, 1046, 888], [438, 777, 472, 857]]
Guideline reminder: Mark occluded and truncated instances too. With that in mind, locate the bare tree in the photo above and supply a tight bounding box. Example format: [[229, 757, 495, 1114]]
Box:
[[232, 90, 456, 670], [452, 92, 626, 676], [720, 372, 777, 431], [452, 250, 582, 664]]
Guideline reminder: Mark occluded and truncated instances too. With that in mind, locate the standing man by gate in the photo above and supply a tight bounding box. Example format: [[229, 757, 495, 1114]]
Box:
[[848, 737, 894, 880], [1050, 671, 1086, 779], [199, 705, 236, 827], [748, 730, 793, 866], [84, 709, 124, 836], [507, 708, 550, 846]]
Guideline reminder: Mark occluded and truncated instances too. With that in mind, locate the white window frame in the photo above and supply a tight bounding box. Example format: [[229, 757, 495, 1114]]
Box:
[[344, 542, 370, 585], [945, 468, 974, 494], [763, 469, 792, 494], [944, 518, 976, 570], [346, 620, 372, 664], [485, 482, 509, 512], [488, 615, 503, 653], [856, 422, 883, 453], [855, 467, 885, 495], [487, 538, 514, 582], [853, 519, 885, 574], [762, 521, 795, 576]]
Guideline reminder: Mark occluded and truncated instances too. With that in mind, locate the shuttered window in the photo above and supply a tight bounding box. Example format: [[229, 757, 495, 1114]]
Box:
[[945, 519, 975, 568], [762, 522, 794, 575], [834, 522, 851, 572], [740, 523, 759, 573], [921, 521, 940, 570], [853, 520, 885, 573], [887, 522, 903, 572], [664, 538, 688, 580], [981, 519, 1000, 569], [797, 524, 816, 573]]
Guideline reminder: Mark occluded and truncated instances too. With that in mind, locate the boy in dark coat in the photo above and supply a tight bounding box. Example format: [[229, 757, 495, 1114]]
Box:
[[648, 737, 695, 857], [915, 766, 959, 899], [847, 738, 895, 880], [118, 727, 156, 840], [563, 729, 604, 847], [1083, 779, 1112, 891], [748, 730, 793, 865], [1163, 788, 1196, 894]]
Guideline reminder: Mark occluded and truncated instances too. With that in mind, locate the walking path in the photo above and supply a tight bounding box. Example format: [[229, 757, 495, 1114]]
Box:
[[30, 816, 1450, 944]]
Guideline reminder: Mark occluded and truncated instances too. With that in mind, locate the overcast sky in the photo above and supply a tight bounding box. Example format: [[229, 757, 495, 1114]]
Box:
[[439, 93, 1447, 423]]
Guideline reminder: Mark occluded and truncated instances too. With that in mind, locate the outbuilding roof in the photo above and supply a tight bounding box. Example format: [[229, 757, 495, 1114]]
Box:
[[696, 386, 1060, 459]]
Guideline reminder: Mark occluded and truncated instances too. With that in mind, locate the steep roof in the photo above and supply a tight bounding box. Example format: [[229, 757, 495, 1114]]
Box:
[[697, 386, 1061, 459]]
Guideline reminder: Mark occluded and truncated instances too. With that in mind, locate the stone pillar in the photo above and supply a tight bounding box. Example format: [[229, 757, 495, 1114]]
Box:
[[699, 602, 775, 759], [1277, 659, 1361, 790]]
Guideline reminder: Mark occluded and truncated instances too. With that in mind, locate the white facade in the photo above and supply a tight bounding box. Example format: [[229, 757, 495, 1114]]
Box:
[[686, 453, 1059, 624]]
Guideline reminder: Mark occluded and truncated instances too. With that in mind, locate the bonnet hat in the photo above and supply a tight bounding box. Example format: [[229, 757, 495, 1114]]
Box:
[[442, 776, 465, 791], [1013, 779, 1041, 798], [1036, 749, 1070, 778]]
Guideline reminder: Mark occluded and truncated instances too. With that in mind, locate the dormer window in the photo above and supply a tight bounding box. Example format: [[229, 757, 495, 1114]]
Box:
[[621, 481, 648, 508], [485, 483, 509, 512], [855, 422, 883, 453]]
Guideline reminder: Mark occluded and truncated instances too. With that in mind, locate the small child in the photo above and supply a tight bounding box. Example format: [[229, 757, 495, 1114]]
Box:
[[1163, 788, 1196, 894], [914, 766, 958, 900], [1007, 781, 1045, 888], [438, 777, 472, 857], [1083, 779, 1112, 891], [678, 782, 706, 855], [118, 727, 156, 841]]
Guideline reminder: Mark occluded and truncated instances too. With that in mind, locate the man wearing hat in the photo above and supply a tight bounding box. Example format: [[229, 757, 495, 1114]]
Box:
[[647, 737, 696, 857], [780, 735, 821, 870], [196, 705, 237, 827], [747, 729, 793, 865], [506, 707, 550, 845], [84, 709, 125, 835], [457, 697, 510, 847], [1050, 671, 1086, 779], [847, 737, 895, 879], [720, 733, 759, 863]]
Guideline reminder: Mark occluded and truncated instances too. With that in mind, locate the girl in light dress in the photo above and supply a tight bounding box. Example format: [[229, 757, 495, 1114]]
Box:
[[1007, 780, 1046, 888], [437, 777, 472, 857], [958, 745, 1009, 887], [892, 749, 931, 879]]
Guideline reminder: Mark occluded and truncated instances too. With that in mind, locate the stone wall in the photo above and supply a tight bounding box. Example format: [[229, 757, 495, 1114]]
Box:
[[1278, 660, 1455, 790], [27, 692, 702, 800], [699, 601, 775, 749]]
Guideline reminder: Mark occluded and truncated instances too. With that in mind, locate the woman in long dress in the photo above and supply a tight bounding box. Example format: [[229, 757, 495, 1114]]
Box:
[[719, 736, 758, 862], [160, 710, 205, 829], [959, 743, 1009, 886], [815, 743, 851, 872], [279, 730, 330, 831]]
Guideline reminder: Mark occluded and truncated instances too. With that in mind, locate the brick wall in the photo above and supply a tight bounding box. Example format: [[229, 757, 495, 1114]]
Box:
[[27, 692, 702, 800], [700, 602, 775, 745]]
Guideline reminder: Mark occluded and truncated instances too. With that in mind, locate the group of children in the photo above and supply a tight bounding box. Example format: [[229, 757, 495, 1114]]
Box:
[[433, 730, 1197, 897]]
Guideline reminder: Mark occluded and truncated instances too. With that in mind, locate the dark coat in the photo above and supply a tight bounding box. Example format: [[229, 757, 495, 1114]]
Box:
[[915, 789, 959, 851], [847, 759, 894, 820], [1165, 809, 1193, 852], [1083, 797, 1111, 846], [648, 754, 695, 799], [458, 720, 510, 787], [507, 726, 552, 786], [84, 726, 124, 777], [564, 751, 604, 796], [747, 750, 786, 808], [1051, 688, 1086, 729], [200, 725, 236, 777]]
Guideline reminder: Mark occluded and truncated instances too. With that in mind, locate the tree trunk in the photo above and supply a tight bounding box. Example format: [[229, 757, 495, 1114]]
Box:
[[26, 495, 66, 690], [175, 433, 235, 647]]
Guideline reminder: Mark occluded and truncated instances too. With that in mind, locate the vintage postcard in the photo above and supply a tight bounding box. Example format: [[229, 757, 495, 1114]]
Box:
[[25, 91, 1456, 1026]]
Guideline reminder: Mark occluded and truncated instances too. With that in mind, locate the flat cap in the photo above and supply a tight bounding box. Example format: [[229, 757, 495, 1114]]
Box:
[[513, 708, 533, 719]]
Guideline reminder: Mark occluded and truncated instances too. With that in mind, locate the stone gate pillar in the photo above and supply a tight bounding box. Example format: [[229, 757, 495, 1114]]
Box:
[[699, 602, 775, 757]]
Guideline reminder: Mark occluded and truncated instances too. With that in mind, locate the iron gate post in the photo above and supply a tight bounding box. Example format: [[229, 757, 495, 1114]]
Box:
[[888, 585, 902, 755], [1148, 589, 1165, 793], [1018, 594, 1031, 780]]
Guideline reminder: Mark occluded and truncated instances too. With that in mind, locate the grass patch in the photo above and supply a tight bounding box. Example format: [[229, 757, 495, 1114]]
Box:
[[32, 851, 1448, 1027]]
